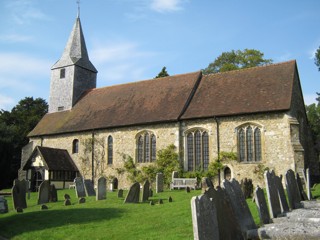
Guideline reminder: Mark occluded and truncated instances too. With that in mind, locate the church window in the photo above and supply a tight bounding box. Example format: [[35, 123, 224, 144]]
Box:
[[136, 131, 156, 163], [72, 139, 79, 154], [107, 136, 113, 165], [237, 124, 262, 163], [186, 129, 209, 171], [60, 68, 66, 78]]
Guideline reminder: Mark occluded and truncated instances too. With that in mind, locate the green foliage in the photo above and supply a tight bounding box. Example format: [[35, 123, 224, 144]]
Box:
[[315, 46, 320, 71], [219, 151, 237, 161], [306, 98, 320, 145], [207, 161, 224, 178], [202, 49, 273, 74], [253, 163, 270, 179], [155, 66, 170, 78]]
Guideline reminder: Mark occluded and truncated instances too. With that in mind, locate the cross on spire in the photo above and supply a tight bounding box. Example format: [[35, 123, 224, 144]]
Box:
[[77, 0, 81, 17]]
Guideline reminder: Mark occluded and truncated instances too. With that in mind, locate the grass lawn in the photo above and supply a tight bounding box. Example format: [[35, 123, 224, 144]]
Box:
[[1, 185, 319, 240]]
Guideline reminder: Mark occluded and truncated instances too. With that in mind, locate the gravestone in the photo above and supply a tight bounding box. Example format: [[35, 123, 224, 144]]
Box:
[[191, 194, 219, 240], [222, 179, 256, 236], [12, 179, 27, 209], [296, 173, 308, 201], [141, 180, 150, 202], [285, 169, 301, 209], [275, 175, 289, 213], [205, 187, 243, 239], [41, 204, 48, 210], [124, 182, 140, 203], [254, 186, 271, 225], [168, 196, 173, 202], [240, 178, 253, 199], [96, 177, 107, 200], [64, 199, 71, 206], [38, 180, 50, 205], [84, 179, 96, 197], [64, 194, 71, 200], [156, 173, 164, 193], [186, 186, 191, 193], [0, 196, 8, 214], [74, 177, 86, 198], [201, 177, 213, 193], [264, 170, 281, 218], [79, 197, 86, 204], [117, 189, 124, 198], [306, 168, 313, 200], [49, 184, 58, 202], [16, 207, 23, 213]]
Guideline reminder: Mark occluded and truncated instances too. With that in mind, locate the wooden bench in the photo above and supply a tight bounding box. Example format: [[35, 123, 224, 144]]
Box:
[[170, 178, 197, 190]]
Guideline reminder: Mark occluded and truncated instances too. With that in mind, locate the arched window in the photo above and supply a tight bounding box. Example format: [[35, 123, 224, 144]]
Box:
[[136, 131, 156, 163], [107, 136, 113, 165], [72, 139, 79, 154], [186, 129, 209, 171], [237, 124, 262, 162]]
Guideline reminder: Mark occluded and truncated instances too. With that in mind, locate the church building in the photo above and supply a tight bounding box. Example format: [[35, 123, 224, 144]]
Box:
[[21, 16, 319, 189]]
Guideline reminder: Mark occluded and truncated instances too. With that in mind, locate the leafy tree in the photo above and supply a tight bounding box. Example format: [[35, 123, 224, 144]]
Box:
[[203, 49, 273, 74], [315, 46, 320, 71], [0, 97, 48, 190], [306, 93, 320, 149], [155, 66, 169, 78]]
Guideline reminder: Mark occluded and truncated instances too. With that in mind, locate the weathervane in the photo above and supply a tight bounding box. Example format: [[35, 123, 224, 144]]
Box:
[[77, 0, 81, 17]]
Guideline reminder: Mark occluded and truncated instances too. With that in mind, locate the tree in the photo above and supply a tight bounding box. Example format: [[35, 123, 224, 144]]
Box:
[[315, 46, 320, 71], [155, 66, 169, 78], [202, 49, 273, 74], [306, 93, 320, 149], [0, 97, 48, 190]]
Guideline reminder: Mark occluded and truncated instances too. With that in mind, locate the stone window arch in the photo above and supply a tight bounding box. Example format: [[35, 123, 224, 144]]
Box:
[[185, 128, 209, 171], [237, 123, 263, 163], [107, 135, 113, 165], [136, 131, 156, 163], [72, 139, 79, 154]]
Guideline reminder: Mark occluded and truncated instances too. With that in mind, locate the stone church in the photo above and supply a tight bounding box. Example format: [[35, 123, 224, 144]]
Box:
[[20, 16, 319, 190]]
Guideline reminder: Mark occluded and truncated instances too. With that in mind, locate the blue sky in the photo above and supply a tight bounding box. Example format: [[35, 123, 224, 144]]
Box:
[[0, 0, 319, 111]]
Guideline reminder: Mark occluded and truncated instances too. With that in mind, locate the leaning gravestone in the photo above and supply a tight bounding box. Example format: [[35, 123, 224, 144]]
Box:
[[222, 179, 256, 236], [96, 177, 107, 200], [264, 170, 281, 218], [156, 173, 164, 193], [275, 175, 289, 213], [49, 184, 58, 202], [84, 179, 96, 197], [254, 186, 271, 225], [38, 180, 50, 205], [296, 173, 308, 201], [117, 189, 124, 198], [285, 169, 301, 209], [74, 177, 86, 198], [141, 180, 150, 202], [306, 168, 313, 200], [12, 179, 27, 209], [0, 196, 8, 214], [124, 182, 140, 203], [201, 177, 214, 193], [191, 194, 219, 240]]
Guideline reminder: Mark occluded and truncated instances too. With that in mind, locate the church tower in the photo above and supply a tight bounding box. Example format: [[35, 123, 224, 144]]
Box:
[[49, 17, 97, 113]]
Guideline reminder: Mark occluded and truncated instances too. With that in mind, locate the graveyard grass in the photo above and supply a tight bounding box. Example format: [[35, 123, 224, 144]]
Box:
[[1, 185, 320, 240]]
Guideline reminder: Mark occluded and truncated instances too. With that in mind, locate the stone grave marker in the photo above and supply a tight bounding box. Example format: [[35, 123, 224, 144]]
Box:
[[222, 179, 256, 236], [49, 184, 58, 202], [205, 187, 243, 239], [117, 189, 124, 198], [186, 186, 191, 193], [16, 207, 23, 213], [12, 179, 27, 209], [96, 177, 107, 200], [64, 194, 71, 200], [201, 177, 213, 193], [124, 182, 140, 203], [41, 205, 48, 210], [38, 180, 50, 205], [168, 196, 173, 202], [74, 177, 86, 198], [296, 173, 308, 201], [0, 196, 8, 214], [285, 169, 301, 209], [64, 199, 71, 206], [191, 194, 219, 240], [79, 197, 86, 204], [306, 168, 313, 200], [264, 170, 281, 218], [141, 180, 150, 202], [275, 175, 289, 213], [156, 173, 164, 193], [254, 186, 271, 225], [84, 179, 96, 197]]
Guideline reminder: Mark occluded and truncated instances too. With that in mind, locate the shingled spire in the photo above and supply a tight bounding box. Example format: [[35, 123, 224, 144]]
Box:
[[49, 17, 97, 113]]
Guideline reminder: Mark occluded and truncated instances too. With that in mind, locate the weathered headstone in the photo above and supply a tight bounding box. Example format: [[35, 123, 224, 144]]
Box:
[[79, 197, 86, 204], [74, 177, 86, 198], [96, 177, 107, 200], [38, 180, 50, 205], [240, 178, 253, 199], [201, 177, 213, 193], [141, 180, 150, 202], [156, 173, 164, 193], [41, 204, 48, 210], [285, 169, 301, 209], [64, 194, 71, 200], [49, 184, 58, 202], [222, 179, 256, 236], [124, 182, 140, 203], [254, 186, 271, 225], [12, 179, 27, 209], [168, 196, 173, 202], [0, 196, 8, 214], [117, 189, 124, 198], [191, 194, 219, 240], [296, 173, 308, 201], [205, 186, 243, 239], [264, 170, 282, 218], [64, 199, 71, 206], [186, 186, 191, 193], [275, 175, 289, 213], [306, 168, 313, 200], [84, 179, 96, 197]]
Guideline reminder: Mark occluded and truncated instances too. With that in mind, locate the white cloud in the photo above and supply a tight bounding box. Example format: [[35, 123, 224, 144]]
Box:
[[150, 0, 186, 13], [0, 34, 33, 43], [0, 94, 15, 111]]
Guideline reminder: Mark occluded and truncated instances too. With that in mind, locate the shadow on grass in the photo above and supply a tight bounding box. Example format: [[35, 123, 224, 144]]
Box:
[[0, 207, 125, 239]]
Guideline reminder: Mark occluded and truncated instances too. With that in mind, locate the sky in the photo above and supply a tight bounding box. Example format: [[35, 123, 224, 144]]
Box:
[[0, 0, 320, 111]]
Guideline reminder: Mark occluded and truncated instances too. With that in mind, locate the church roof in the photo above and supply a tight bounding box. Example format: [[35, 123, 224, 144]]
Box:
[[23, 146, 79, 172], [29, 60, 298, 137], [51, 17, 97, 72]]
